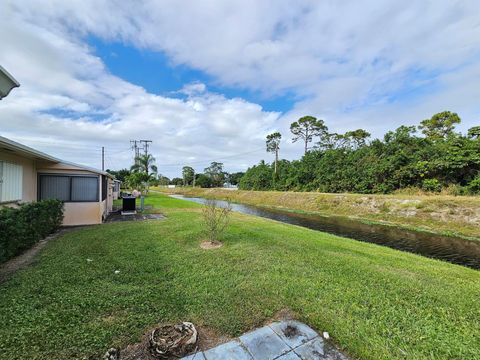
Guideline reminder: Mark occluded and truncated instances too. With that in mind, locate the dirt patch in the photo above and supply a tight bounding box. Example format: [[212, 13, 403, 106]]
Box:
[[118, 324, 230, 360], [200, 240, 223, 250], [284, 324, 300, 338], [271, 308, 298, 322], [0, 227, 84, 284]]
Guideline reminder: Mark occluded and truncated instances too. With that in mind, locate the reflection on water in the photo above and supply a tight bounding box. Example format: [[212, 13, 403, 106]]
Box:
[[170, 195, 480, 270]]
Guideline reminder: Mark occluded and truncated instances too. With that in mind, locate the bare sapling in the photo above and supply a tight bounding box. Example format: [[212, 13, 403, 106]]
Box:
[[202, 198, 232, 245]]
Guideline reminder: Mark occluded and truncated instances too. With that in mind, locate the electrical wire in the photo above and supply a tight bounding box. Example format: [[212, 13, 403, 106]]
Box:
[[155, 147, 265, 167]]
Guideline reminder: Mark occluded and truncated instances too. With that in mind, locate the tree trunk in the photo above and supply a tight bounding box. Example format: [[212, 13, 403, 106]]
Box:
[[274, 146, 278, 174], [304, 127, 309, 154]]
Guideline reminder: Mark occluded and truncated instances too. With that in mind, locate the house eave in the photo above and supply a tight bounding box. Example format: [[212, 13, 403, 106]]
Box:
[[0, 136, 113, 178]]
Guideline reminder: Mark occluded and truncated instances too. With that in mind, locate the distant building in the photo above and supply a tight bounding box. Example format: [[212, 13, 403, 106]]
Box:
[[0, 136, 115, 225]]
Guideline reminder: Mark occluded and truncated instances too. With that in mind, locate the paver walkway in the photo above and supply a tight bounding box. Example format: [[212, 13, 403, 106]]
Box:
[[182, 321, 348, 360], [106, 211, 165, 222]]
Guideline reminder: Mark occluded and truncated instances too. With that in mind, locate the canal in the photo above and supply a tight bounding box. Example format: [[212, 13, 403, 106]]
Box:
[[170, 195, 480, 270]]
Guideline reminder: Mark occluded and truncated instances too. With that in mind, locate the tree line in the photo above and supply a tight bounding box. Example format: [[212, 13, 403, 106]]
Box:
[[108, 160, 244, 189], [240, 111, 480, 194]]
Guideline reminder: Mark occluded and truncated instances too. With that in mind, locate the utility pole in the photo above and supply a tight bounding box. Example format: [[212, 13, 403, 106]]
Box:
[[130, 140, 140, 164], [140, 140, 152, 157], [102, 146, 105, 171]]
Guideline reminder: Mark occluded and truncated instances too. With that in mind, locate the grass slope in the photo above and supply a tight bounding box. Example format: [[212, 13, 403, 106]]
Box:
[[0, 193, 479, 359], [159, 187, 480, 240]]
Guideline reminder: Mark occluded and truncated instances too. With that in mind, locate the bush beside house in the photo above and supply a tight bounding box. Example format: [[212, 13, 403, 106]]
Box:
[[0, 200, 64, 263]]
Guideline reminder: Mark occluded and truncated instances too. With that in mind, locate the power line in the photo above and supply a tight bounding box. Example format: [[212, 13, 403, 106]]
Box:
[[130, 140, 140, 164], [139, 140, 152, 157], [155, 147, 265, 167]]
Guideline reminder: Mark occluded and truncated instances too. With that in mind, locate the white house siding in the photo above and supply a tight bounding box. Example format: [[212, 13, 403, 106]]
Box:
[[0, 152, 37, 203], [0, 161, 23, 202]]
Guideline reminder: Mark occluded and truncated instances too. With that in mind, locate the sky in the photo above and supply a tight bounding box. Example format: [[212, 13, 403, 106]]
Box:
[[0, 1, 479, 178]]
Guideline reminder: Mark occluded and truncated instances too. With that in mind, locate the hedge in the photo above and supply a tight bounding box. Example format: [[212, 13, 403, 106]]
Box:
[[0, 200, 64, 263]]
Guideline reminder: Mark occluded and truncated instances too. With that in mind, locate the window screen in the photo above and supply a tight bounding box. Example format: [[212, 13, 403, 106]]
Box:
[[101, 176, 107, 201], [39, 175, 70, 201], [0, 161, 23, 202], [72, 177, 98, 201], [39, 175, 99, 202]]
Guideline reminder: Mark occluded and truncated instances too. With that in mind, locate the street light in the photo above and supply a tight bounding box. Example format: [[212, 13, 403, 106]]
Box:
[[0, 65, 20, 100]]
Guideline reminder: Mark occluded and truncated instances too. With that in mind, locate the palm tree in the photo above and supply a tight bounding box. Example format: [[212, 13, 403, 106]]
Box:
[[130, 154, 158, 192]]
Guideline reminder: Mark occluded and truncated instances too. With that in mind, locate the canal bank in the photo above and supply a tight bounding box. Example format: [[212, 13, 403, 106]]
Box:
[[169, 194, 480, 269], [158, 187, 480, 241]]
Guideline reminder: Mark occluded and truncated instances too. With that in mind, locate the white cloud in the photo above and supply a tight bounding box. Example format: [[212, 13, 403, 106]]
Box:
[[0, 4, 281, 176], [1, 1, 480, 177]]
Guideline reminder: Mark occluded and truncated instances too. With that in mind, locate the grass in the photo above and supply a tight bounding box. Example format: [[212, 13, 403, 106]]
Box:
[[1, 193, 479, 359], [158, 187, 480, 240]]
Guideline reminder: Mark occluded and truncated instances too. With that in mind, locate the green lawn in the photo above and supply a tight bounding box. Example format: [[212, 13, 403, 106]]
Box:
[[159, 187, 480, 240], [1, 193, 479, 359]]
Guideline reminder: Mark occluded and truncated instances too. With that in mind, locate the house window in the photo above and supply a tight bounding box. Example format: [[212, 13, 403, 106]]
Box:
[[39, 174, 99, 202], [101, 176, 107, 201], [39, 175, 70, 201], [72, 177, 98, 202], [0, 161, 23, 203]]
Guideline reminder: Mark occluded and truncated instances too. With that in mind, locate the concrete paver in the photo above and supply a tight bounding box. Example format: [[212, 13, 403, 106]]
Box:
[[239, 325, 291, 360], [182, 351, 206, 360], [277, 351, 303, 359], [269, 320, 318, 349], [181, 321, 346, 360], [203, 340, 253, 360], [294, 338, 325, 359]]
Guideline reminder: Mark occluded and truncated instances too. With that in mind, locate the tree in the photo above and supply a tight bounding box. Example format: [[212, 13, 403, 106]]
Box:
[[195, 173, 212, 188], [170, 177, 184, 186], [227, 172, 245, 186], [204, 162, 226, 187], [266, 132, 282, 174], [182, 166, 195, 186], [131, 154, 158, 177], [130, 154, 158, 192], [125, 172, 145, 191], [290, 116, 328, 154], [157, 174, 170, 186], [318, 133, 345, 150], [238, 160, 273, 190], [468, 126, 480, 139], [343, 129, 371, 149], [419, 111, 461, 140], [106, 168, 131, 183], [202, 199, 232, 244]]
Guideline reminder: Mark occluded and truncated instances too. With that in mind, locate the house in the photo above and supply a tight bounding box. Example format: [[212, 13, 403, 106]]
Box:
[[0, 136, 114, 225], [113, 179, 121, 200], [0, 65, 20, 100]]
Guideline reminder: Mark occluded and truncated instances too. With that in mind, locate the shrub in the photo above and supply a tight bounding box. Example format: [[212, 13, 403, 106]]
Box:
[[467, 177, 480, 194], [0, 200, 64, 263], [422, 178, 442, 193], [440, 183, 466, 196], [202, 199, 232, 243]]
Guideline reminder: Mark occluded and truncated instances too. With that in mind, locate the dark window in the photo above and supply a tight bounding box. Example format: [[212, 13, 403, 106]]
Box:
[[72, 177, 98, 202], [39, 175, 70, 201], [39, 174, 99, 202], [101, 176, 107, 201]]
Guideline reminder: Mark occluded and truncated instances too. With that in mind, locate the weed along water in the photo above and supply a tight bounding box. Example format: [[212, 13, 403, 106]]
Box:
[[170, 195, 480, 269]]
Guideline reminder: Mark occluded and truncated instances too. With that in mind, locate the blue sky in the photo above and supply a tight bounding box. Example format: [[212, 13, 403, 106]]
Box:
[[90, 37, 297, 113], [1, 1, 479, 177]]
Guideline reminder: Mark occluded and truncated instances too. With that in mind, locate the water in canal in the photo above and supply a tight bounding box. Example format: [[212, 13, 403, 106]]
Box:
[[170, 195, 480, 270]]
